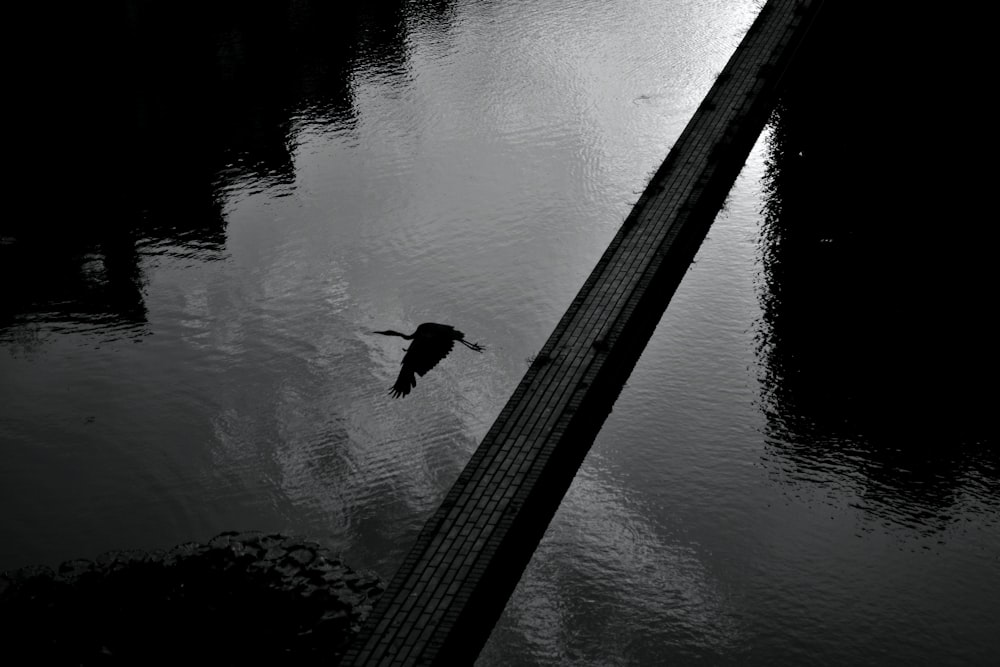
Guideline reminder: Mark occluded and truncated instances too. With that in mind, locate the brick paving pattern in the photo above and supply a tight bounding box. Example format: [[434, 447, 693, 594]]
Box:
[[342, 1, 826, 664]]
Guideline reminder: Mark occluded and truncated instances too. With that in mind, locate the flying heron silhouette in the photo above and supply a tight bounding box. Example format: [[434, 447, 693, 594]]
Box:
[[373, 322, 485, 398]]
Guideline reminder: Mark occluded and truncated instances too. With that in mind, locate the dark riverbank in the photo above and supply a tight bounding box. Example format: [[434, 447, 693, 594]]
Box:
[[0, 532, 384, 664]]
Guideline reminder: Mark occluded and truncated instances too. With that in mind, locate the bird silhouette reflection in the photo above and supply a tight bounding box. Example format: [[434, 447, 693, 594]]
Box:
[[373, 323, 484, 397]]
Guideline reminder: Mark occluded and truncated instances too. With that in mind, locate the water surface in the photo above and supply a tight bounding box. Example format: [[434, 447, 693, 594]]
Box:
[[2, 1, 996, 664]]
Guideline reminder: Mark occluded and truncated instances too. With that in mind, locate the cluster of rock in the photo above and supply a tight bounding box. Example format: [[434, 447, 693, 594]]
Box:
[[0, 531, 384, 664]]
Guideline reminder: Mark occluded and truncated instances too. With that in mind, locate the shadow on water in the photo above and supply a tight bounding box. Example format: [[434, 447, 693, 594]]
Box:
[[756, 4, 997, 524], [2, 0, 453, 339]]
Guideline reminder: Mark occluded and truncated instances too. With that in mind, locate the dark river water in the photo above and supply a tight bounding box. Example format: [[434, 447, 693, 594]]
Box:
[[2, 1, 997, 664]]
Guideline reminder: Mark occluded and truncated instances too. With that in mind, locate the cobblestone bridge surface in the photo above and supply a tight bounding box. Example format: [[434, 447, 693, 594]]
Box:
[[343, 1, 827, 664]]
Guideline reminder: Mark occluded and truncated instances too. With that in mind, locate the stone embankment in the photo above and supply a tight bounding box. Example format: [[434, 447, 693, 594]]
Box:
[[0, 531, 384, 664]]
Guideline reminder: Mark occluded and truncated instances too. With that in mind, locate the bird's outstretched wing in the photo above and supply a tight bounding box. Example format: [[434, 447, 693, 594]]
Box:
[[390, 368, 417, 398], [409, 337, 456, 376], [387, 336, 456, 398]]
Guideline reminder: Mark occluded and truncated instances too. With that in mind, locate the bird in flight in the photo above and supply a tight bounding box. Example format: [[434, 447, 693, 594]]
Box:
[[373, 322, 484, 398]]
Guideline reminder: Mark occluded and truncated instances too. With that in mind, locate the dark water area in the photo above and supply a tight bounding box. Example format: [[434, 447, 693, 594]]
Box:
[[763, 4, 994, 444], [2, 1, 997, 664], [5, 0, 366, 328], [757, 3, 996, 501], [1, 531, 383, 664]]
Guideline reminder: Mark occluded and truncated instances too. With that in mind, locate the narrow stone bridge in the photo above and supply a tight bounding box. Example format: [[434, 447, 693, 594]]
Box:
[[343, 1, 827, 664]]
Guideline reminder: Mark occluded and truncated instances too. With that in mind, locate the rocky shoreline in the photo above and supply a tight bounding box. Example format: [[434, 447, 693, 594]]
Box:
[[0, 531, 384, 664]]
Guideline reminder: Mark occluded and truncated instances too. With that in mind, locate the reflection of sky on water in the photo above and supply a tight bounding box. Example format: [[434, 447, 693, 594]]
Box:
[[489, 459, 748, 665]]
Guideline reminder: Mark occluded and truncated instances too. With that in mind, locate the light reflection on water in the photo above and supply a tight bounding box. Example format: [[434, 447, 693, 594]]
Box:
[[1, 0, 997, 664]]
